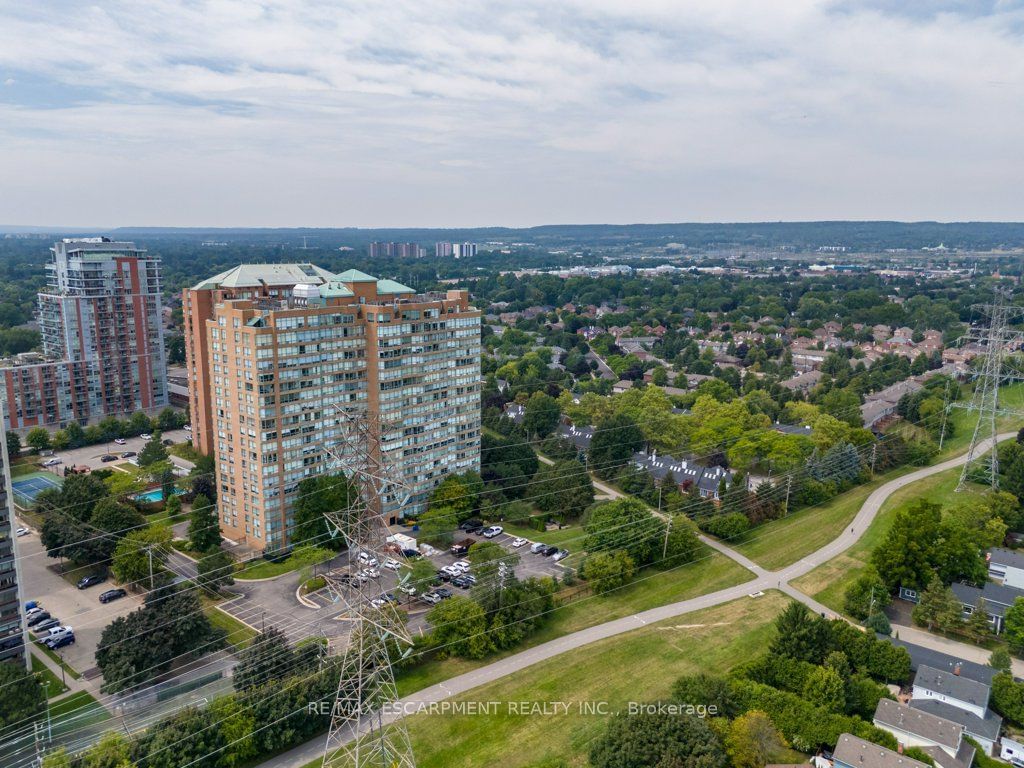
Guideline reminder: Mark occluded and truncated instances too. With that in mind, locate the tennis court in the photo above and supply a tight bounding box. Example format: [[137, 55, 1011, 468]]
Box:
[[12, 472, 63, 507]]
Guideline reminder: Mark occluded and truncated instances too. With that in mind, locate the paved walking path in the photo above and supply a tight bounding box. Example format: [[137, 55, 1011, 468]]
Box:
[[257, 432, 1016, 768]]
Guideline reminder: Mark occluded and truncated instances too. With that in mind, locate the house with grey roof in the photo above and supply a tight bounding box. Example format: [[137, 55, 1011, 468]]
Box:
[[872, 699, 974, 768], [630, 450, 731, 500], [949, 580, 1024, 634], [910, 699, 1002, 756], [912, 665, 990, 719], [832, 733, 930, 768], [987, 547, 1024, 590], [884, 636, 995, 686]]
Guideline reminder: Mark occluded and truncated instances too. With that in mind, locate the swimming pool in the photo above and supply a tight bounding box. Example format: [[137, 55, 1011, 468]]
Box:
[[133, 488, 186, 503]]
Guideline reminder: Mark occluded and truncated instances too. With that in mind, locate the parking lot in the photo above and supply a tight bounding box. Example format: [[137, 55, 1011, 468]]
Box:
[[38, 428, 194, 475], [15, 521, 142, 676]]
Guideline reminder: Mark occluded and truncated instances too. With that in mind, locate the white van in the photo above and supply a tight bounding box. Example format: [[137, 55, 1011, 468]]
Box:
[[530, 542, 547, 554]]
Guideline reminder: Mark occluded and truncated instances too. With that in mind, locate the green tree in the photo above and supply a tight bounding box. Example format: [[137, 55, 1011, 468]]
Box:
[[112, 526, 172, 588], [197, 550, 235, 592], [138, 431, 168, 468], [1004, 597, 1024, 653], [584, 497, 662, 565], [292, 474, 354, 549], [428, 474, 475, 519], [661, 517, 702, 568], [164, 493, 183, 521], [406, 557, 439, 594], [418, 505, 459, 547], [234, 627, 296, 691], [866, 612, 892, 635], [802, 666, 846, 712], [0, 661, 45, 729], [769, 602, 830, 664], [532, 458, 594, 521], [870, 501, 942, 591], [5, 429, 20, 460], [467, 540, 519, 590], [426, 596, 493, 659], [188, 493, 220, 553], [590, 710, 728, 768], [582, 549, 635, 593], [911, 574, 962, 632], [990, 647, 1013, 672], [843, 566, 891, 621], [25, 427, 50, 452], [523, 391, 560, 437], [726, 710, 788, 768], [965, 599, 993, 642]]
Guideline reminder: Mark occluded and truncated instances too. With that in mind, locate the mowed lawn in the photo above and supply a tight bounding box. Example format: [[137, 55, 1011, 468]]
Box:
[[404, 592, 790, 768], [790, 467, 986, 615], [397, 547, 752, 697]]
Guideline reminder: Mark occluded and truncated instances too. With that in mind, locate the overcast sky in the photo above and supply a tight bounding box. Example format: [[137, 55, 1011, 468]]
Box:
[[1, 1, 1022, 228]]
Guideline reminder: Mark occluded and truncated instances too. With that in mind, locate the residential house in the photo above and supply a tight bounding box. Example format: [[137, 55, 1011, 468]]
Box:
[[885, 637, 996, 686], [872, 699, 975, 768], [949, 580, 1024, 634], [987, 547, 1024, 589], [631, 450, 732, 500], [832, 733, 929, 768], [1000, 734, 1024, 765], [910, 665, 1003, 754], [780, 370, 823, 392]]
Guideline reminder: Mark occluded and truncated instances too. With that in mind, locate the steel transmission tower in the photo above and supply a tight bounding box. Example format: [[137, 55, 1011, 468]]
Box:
[[953, 288, 1024, 491], [321, 409, 416, 768]]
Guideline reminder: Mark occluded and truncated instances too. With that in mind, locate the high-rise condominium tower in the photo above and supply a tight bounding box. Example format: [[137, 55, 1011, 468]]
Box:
[[184, 265, 480, 551], [0, 238, 167, 429]]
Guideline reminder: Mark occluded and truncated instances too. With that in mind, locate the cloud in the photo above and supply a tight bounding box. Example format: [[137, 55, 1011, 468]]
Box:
[[0, 0, 1022, 226]]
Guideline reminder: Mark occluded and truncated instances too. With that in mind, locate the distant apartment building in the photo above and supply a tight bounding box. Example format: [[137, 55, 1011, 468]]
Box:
[[0, 238, 167, 430], [184, 265, 481, 551], [435, 241, 453, 258], [368, 241, 426, 259], [452, 242, 477, 259], [0, 409, 27, 666]]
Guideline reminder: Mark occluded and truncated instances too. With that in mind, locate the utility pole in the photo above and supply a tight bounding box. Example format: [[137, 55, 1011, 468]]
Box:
[[938, 380, 951, 450], [870, 443, 878, 475], [147, 546, 154, 590], [784, 475, 793, 516], [662, 515, 672, 559], [950, 287, 1024, 491], [321, 410, 417, 768]]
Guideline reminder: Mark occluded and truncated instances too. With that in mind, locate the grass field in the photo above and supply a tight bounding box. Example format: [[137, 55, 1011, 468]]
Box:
[[396, 547, 752, 696], [731, 469, 913, 571], [790, 467, 988, 615], [31, 653, 68, 696], [500, 523, 581, 549], [402, 592, 791, 768]]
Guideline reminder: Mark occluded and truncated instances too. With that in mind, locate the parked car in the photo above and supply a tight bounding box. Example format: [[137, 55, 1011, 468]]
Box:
[[357, 552, 378, 567], [542, 545, 559, 557], [462, 574, 477, 585], [421, 592, 442, 605], [99, 588, 127, 604], [34, 618, 61, 632], [43, 626, 74, 645], [400, 548, 420, 559], [436, 569, 453, 582], [77, 574, 106, 590], [382, 593, 398, 603], [162, 438, 174, 446], [382, 558, 401, 571], [451, 575, 472, 589], [360, 567, 380, 579], [100, 454, 118, 462], [42, 458, 62, 467], [459, 519, 484, 534], [441, 565, 462, 578], [452, 560, 471, 573], [26, 611, 51, 627], [482, 525, 503, 538], [435, 587, 453, 599], [370, 598, 387, 609], [530, 542, 547, 554], [511, 537, 527, 548], [398, 584, 417, 596], [121, 451, 137, 458], [114, 438, 127, 445], [46, 633, 75, 650], [553, 549, 570, 562], [15, 527, 29, 537], [140, 433, 152, 440]]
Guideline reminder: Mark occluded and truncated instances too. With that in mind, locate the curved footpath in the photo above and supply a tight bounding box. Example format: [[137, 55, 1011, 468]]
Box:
[[260, 433, 1016, 768]]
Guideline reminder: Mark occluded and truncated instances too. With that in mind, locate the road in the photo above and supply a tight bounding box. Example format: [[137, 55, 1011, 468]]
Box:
[[257, 432, 1018, 768]]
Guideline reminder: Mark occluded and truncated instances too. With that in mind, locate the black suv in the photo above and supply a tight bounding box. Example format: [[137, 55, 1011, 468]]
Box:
[[459, 519, 484, 534], [99, 588, 127, 604], [542, 545, 559, 557]]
